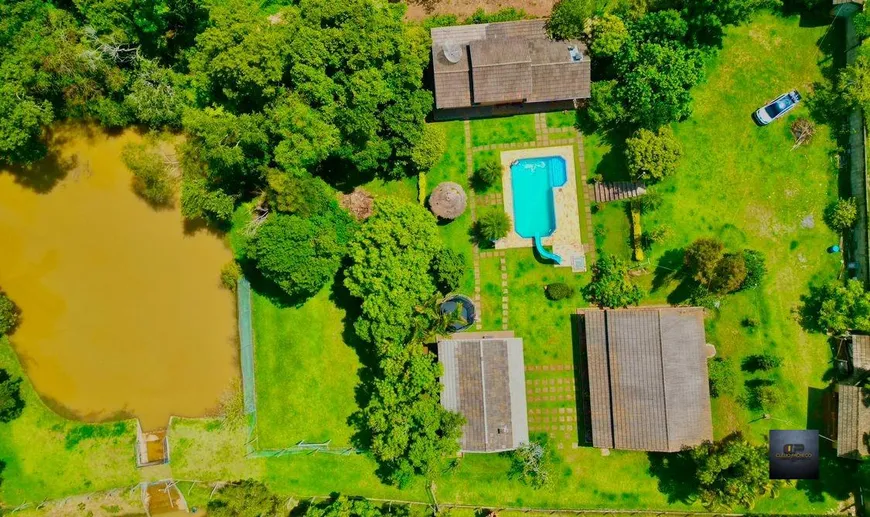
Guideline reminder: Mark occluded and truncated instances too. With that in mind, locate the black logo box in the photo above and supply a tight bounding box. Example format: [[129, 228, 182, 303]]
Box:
[[769, 430, 819, 480]]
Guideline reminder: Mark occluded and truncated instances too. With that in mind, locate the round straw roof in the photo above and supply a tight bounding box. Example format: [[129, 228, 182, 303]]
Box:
[[429, 182, 467, 220]]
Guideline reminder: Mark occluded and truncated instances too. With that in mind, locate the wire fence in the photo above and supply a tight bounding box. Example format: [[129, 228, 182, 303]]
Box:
[[236, 276, 361, 457]]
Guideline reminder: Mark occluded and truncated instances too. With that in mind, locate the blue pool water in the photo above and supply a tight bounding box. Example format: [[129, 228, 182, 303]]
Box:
[[510, 156, 568, 239]]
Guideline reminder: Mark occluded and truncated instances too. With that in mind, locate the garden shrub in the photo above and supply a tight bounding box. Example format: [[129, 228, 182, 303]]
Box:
[[473, 161, 502, 191], [743, 352, 782, 372], [585, 254, 643, 308], [708, 357, 737, 398], [432, 249, 466, 293], [207, 479, 280, 517], [740, 249, 766, 290], [122, 142, 175, 207], [510, 440, 554, 489], [477, 209, 511, 241], [684, 237, 725, 286], [825, 197, 858, 232], [220, 261, 242, 292], [625, 127, 682, 182], [585, 14, 629, 58], [545, 282, 575, 300]]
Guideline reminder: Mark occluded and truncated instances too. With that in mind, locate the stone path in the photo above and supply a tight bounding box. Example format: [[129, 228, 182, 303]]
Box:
[[465, 121, 483, 331], [524, 363, 582, 449]]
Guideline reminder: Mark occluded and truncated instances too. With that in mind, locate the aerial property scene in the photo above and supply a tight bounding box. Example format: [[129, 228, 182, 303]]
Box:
[[2, 0, 870, 515]]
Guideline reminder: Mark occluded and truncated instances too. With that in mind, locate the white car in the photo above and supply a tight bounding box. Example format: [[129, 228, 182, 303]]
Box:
[[754, 90, 802, 125]]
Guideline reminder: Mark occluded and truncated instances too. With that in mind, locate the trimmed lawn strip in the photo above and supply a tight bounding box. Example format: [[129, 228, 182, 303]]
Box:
[[479, 255, 504, 330], [548, 131, 576, 141], [0, 338, 138, 505], [592, 202, 632, 260], [546, 111, 577, 129], [471, 115, 536, 147], [363, 176, 418, 204], [252, 288, 360, 449]]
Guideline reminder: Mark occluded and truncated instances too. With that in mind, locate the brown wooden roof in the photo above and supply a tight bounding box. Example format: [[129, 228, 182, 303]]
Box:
[[579, 308, 713, 452], [852, 334, 870, 371], [431, 20, 591, 109], [837, 385, 870, 459], [438, 338, 529, 452]]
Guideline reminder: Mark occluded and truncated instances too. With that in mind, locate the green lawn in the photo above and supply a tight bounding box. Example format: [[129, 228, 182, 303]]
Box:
[[0, 338, 138, 505], [251, 287, 362, 449], [470, 115, 536, 147], [546, 111, 577, 129], [472, 150, 503, 194]]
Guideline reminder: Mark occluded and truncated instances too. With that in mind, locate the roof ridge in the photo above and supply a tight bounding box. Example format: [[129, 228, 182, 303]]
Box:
[[656, 308, 672, 452]]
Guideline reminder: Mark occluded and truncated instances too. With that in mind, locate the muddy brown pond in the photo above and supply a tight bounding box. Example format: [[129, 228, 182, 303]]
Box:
[[0, 125, 238, 429]]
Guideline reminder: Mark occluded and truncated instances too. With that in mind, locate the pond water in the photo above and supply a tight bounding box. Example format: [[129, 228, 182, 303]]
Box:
[[0, 124, 238, 429]]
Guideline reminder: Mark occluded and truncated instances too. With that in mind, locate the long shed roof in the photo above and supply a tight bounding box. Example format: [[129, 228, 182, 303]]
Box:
[[837, 385, 870, 459], [580, 308, 713, 452], [431, 20, 591, 109], [852, 334, 870, 371], [438, 337, 529, 452]]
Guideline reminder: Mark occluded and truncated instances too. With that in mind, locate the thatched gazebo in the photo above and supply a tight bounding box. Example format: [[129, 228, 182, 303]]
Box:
[[429, 181, 467, 220]]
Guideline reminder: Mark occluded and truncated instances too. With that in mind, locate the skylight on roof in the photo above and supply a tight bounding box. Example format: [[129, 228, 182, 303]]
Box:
[[568, 46, 584, 62]]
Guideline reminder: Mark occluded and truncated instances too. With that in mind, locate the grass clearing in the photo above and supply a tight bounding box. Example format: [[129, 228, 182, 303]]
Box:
[[251, 287, 361, 449], [471, 115, 536, 147], [0, 338, 138, 505], [546, 111, 577, 129]]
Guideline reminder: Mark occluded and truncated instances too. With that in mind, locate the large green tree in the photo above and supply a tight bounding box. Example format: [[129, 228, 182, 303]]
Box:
[[547, 0, 603, 40], [0, 368, 25, 423], [248, 206, 355, 300], [813, 279, 870, 335], [625, 126, 682, 181], [616, 41, 704, 128], [344, 199, 441, 347], [0, 292, 20, 336], [362, 341, 464, 487], [691, 433, 782, 509], [585, 254, 643, 308]]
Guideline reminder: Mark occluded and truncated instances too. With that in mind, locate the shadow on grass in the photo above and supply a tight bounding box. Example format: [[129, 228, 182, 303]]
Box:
[[647, 450, 700, 505], [238, 258, 309, 309], [570, 314, 592, 445]]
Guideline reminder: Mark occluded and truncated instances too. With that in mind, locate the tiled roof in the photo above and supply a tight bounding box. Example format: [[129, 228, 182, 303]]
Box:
[[852, 334, 870, 371], [430, 20, 591, 109], [438, 338, 529, 452], [837, 385, 870, 459], [579, 308, 713, 452]]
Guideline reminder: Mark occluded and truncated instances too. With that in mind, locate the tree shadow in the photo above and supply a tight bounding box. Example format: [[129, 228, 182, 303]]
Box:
[[589, 130, 632, 183], [646, 450, 700, 505], [182, 216, 231, 238], [2, 149, 79, 194], [798, 283, 828, 333], [741, 378, 776, 412], [651, 248, 685, 293]]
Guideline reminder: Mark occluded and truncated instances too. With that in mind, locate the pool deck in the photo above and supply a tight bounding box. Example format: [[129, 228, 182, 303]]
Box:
[[497, 145, 586, 271]]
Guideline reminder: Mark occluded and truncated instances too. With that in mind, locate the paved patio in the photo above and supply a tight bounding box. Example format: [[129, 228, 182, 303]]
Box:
[[496, 145, 586, 271]]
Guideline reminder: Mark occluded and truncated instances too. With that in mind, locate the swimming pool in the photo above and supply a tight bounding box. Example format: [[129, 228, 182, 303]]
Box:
[[510, 156, 568, 239]]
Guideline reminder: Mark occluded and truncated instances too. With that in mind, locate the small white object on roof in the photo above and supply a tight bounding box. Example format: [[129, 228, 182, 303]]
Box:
[[443, 41, 463, 64]]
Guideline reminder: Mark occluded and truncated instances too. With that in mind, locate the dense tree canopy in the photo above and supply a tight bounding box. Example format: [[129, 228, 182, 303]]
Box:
[[304, 495, 410, 517], [363, 341, 464, 487], [691, 433, 782, 509], [585, 254, 643, 308], [344, 199, 442, 348], [248, 206, 355, 300], [0, 292, 20, 336], [812, 279, 870, 335], [625, 127, 682, 181]]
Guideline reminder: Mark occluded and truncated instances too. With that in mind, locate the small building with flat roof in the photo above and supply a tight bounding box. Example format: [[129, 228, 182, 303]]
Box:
[[577, 307, 713, 452], [438, 335, 529, 452], [836, 384, 870, 459], [430, 19, 591, 118]]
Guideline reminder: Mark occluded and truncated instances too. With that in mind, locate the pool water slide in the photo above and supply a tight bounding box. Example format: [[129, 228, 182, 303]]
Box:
[[534, 234, 563, 264]]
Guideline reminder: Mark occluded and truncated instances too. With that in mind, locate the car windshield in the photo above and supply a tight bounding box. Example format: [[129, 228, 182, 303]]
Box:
[[764, 96, 793, 118]]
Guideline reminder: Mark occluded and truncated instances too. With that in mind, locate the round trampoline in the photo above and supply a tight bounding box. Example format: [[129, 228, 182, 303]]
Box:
[[440, 294, 476, 332]]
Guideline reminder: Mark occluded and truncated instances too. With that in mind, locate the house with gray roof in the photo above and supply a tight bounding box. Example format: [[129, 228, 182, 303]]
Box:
[[430, 20, 591, 118], [577, 308, 713, 452], [836, 384, 870, 459], [438, 334, 529, 452]]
